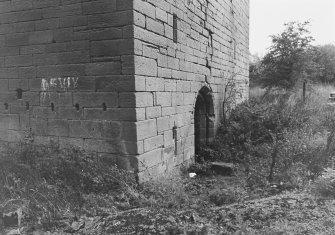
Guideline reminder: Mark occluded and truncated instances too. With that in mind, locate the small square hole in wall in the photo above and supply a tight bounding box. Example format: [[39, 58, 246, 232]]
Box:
[[173, 14, 178, 43], [16, 88, 23, 99]]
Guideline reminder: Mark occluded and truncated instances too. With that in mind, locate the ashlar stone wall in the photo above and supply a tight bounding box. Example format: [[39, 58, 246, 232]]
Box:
[[0, 0, 249, 181], [0, 0, 137, 162], [131, 0, 249, 181]]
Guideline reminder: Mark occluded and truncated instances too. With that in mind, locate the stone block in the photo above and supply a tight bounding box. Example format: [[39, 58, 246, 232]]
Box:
[[163, 130, 173, 147], [167, 56, 179, 70], [30, 118, 48, 136], [91, 39, 133, 57], [96, 75, 135, 92], [157, 116, 173, 132], [86, 62, 121, 75], [83, 107, 144, 122], [134, 26, 168, 48], [83, 0, 116, 14], [29, 31, 53, 45], [138, 162, 168, 181], [157, 54, 168, 67], [134, 11, 146, 28], [0, 92, 16, 103], [146, 106, 161, 119], [5, 33, 29, 47], [36, 18, 60, 30], [0, 79, 9, 91], [158, 67, 172, 78], [156, 7, 168, 23], [119, 92, 153, 108], [8, 79, 29, 91], [136, 119, 157, 140], [90, 28, 122, 41], [83, 138, 120, 153], [59, 137, 84, 149], [134, 0, 155, 19], [47, 119, 69, 137], [5, 55, 32, 67], [137, 148, 163, 171], [36, 64, 86, 78], [88, 11, 133, 27], [156, 92, 171, 107], [144, 135, 163, 152], [120, 141, 144, 155], [162, 107, 176, 116], [0, 114, 20, 130], [0, 129, 23, 142], [146, 77, 164, 91], [69, 120, 121, 139], [0, 47, 19, 56], [73, 92, 118, 108], [33, 51, 89, 66], [31, 106, 57, 119], [19, 113, 30, 130], [40, 92, 73, 107], [0, 68, 18, 79], [164, 80, 177, 92], [33, 135, 59, 146], [116, 0, 132, 10], [184, 92, 196, 105], [134, 56, 157, 77], [146, 17, 164, 35], [57, 107, 83, 119], [143, 45, 158, 59]]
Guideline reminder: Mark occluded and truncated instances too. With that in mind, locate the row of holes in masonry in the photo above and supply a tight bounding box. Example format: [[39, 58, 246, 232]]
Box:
[[3, 102, 108, 112], [4, 89, 108, 112]]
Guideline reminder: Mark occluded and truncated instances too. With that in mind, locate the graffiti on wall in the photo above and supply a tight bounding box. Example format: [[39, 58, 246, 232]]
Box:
[[41, 77, 79, 100]]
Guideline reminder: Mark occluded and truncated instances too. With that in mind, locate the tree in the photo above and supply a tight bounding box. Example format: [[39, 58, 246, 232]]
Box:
[[249, 53, 262, 87], [313, 44, 335, 83], [260, 21, 314, 89]]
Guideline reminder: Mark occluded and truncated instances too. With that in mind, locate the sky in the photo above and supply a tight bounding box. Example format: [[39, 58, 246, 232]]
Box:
[[250, 0, 335, 57]]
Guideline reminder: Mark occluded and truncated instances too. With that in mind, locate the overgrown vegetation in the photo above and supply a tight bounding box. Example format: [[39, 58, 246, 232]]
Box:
[[3, 84, 335, 234], [205, 85, 335, 189], [0, 144, 138, 232]]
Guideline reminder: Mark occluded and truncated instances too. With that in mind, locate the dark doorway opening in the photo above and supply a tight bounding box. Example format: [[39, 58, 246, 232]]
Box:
[[194, 87, 215, 155]]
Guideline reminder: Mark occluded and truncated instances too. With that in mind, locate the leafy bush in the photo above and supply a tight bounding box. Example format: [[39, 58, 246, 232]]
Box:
[[210, 87, 332, 190], [311, 168, 335, 199]]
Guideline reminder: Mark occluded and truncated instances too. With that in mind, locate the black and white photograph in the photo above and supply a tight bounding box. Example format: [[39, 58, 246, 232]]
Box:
[[0, 0, 334, 234]]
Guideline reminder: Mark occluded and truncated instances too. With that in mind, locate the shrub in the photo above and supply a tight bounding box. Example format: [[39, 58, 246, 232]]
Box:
[[211, 87, 332, 190], [311, 168, 335, 199], [140, 170, 190, 209], [209, 186, 247, 206]]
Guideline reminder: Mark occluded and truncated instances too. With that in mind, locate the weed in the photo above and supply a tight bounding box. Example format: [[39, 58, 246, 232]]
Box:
[[0, 143, 138, 228]]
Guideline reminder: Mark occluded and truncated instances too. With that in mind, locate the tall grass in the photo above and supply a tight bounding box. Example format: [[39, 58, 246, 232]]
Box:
[[0, 144, 138, 228]]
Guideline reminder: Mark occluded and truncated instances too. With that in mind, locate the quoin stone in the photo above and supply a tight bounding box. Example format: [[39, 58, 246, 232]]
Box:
[[0, 0, 249, 181]]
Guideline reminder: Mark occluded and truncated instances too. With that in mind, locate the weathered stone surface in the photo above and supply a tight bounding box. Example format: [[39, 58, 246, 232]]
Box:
[[0, 0, 249, 182]]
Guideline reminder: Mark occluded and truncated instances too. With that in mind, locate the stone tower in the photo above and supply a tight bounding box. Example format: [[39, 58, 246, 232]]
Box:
[[0, 0, 249, 181]]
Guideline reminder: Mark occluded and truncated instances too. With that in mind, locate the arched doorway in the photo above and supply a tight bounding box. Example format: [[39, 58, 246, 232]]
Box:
[[194, 87, 215, 155]]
